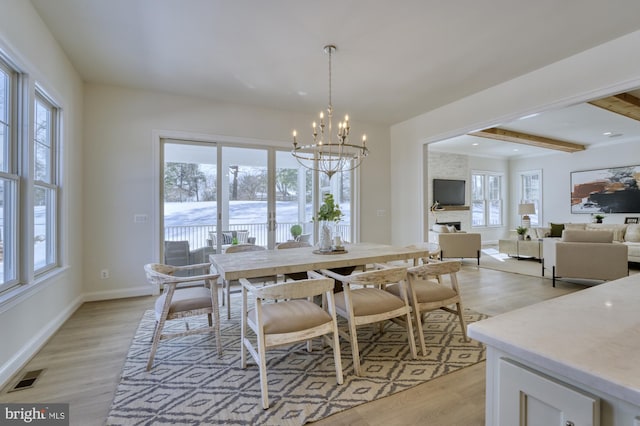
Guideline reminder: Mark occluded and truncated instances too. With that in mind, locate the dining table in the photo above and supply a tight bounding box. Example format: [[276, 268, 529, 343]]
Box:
[[209, 242, 431, 283]]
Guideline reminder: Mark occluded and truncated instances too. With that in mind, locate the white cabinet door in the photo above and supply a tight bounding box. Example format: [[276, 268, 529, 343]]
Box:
[[499, 358, 600, 426]]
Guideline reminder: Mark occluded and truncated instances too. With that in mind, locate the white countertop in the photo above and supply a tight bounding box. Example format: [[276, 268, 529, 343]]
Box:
[[468, 274, 640, 406]]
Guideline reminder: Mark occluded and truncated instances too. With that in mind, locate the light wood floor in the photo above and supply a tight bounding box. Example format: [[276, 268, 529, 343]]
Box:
[[0, 263, 584, 426]]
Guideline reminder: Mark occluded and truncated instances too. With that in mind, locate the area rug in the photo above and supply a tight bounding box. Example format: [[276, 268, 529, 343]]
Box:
[[106, 304, 487, 425], [478, 247, 546, 278]]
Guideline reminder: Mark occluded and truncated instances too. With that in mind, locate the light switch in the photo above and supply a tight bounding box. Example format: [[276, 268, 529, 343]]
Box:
[[134, 214, 148, 223]]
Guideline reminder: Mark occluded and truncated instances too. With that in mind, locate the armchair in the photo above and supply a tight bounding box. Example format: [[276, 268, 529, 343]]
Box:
[[550, 230, 628, 287], [436, 233, 481, 265]]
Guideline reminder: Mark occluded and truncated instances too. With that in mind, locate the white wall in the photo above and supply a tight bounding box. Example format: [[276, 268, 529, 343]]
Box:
[[82, 84, 391, 299], [0, 0, 84, 386], [391, 30, 640, 246], [510, 142, 640, 226]]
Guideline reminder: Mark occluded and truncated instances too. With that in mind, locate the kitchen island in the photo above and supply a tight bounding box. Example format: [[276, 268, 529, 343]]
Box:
[[468, 274, 640, 426]]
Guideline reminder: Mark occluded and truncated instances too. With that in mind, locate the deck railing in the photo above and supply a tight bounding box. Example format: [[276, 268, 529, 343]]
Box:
[[165, 222, 351, 248]]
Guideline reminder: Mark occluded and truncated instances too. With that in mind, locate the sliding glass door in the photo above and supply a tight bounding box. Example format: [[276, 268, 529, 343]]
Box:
[[162, 141, 217, 266], [220, 146, 269, 248], [275, 150, 313, 243], [161, 139, 356, 263]]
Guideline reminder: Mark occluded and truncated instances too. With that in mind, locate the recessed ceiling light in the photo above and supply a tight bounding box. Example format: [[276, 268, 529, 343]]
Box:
[[472, 142, 479, 146], [297, 91, 308, 96], [513, 148, 519, 151], [603, 131, 613, 136]]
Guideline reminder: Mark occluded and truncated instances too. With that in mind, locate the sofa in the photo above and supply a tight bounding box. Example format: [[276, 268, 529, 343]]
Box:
[[207, 230, 255, 252], [530, 222, 640, 263], [430, 224, 481, 265], [544, 229, 628, 287]]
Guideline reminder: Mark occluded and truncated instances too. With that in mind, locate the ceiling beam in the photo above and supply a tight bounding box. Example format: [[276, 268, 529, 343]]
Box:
[[469, 128, 586, 153], [588, 93, 640, 121]]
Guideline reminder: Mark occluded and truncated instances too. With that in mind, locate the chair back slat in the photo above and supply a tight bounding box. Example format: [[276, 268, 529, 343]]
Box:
[[241, 277, 334, 300], [225, 244, 266, 253], [407, 260, 461, 279]]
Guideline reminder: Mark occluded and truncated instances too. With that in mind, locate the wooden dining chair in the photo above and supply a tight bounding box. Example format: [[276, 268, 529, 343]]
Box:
[[319, 266, 417, 376], [240, 271, 343, 409], [275, 241, 312, 281], [144, 262, 222, 371], [221, 244, 277, 319], [387, 259, 467, 356]]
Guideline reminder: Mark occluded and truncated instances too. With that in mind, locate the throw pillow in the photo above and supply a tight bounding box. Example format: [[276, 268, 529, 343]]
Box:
[[222, 232, 234, 244], [447, 225, 457, 233], [549, 223, 565, 238], [236, 230, 249, 244], [625, 224, 640, 242]]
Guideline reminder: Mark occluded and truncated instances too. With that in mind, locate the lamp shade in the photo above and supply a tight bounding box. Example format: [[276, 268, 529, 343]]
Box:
[[518, 203, 535, 215]]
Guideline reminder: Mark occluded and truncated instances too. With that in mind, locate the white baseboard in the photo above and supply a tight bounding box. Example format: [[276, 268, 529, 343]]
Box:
[[0, 294, 84, 389], [83, 286, 153, 302], [0, 286, 153, 389]]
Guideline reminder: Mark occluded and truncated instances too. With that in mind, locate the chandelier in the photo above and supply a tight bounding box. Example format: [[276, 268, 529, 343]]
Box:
[[291, 44, 369, 179]]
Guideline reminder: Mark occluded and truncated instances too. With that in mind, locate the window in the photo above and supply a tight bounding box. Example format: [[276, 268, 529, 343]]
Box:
[[33, 92, 59, 273], [0, 51, 62, 295], [0, 58, 18, 291], [471, 171, 503, 227], [519, 170, 542, 227]]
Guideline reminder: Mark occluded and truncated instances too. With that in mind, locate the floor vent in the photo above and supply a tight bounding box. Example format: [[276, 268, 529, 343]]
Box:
[[9, 369, 45, 392]]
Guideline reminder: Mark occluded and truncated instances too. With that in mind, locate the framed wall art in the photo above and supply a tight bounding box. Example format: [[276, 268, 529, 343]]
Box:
[[571, 165, 640, 214]]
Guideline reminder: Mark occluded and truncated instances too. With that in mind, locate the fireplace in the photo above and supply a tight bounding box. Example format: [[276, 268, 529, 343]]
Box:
[[436, 221, 461, 231]]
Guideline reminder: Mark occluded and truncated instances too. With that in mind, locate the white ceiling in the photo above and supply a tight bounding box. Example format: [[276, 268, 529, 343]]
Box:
[[429, 93, 640, 158], [30, 0, 640, 128], [29, 0, 640, 158]]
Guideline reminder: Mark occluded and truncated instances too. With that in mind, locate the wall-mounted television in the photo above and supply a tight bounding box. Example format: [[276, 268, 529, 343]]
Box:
[[433, 179, 466, 206]]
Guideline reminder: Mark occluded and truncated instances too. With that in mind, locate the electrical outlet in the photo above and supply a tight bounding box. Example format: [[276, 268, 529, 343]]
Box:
[[100, 269, 110, 279]]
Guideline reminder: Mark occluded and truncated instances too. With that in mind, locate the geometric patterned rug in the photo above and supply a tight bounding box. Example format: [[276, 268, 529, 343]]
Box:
[[106, 304, 487, 425]]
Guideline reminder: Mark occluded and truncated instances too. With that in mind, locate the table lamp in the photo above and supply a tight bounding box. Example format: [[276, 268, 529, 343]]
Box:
[[518, 203, 535, 228]]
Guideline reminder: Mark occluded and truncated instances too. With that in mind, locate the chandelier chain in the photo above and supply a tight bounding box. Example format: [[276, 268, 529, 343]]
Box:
[[328, 45, 332, 109]]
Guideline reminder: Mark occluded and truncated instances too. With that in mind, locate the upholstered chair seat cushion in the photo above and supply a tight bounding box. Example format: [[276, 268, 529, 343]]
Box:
[[334, 288, 405, 316], [248, 299, 331, 334], [386, 280, 457, 303], [155, 287, 213, 321]]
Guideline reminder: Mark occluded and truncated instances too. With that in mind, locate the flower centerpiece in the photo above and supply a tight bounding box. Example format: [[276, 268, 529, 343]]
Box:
[[593, 214, 605, 223], [313, 193, 343, 251]]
